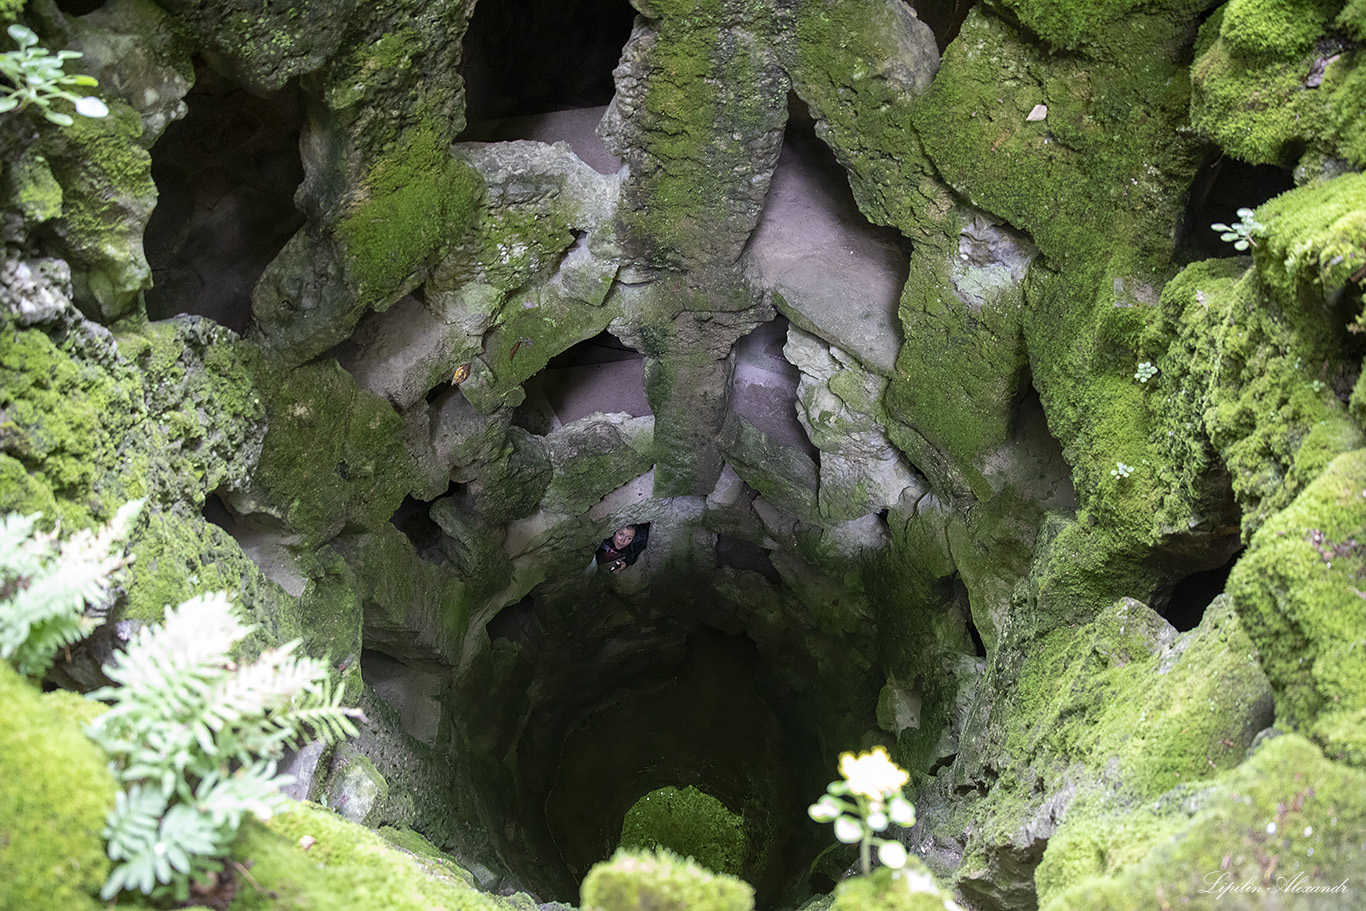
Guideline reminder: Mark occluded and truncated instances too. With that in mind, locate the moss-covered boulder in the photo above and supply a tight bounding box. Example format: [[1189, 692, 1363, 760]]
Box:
[[542, 415, 655, 517], [232, 358, 420, 547], [599, 0, 788, 269], [943, 595, 1273, 907], [1037, 733, 1366, 910], [0, 665, 113, 911], [1190, 0, 1366, 170], [1228, 450, 1366, 737], [581, 848, 754, 911], [231, 801, 513, 911]]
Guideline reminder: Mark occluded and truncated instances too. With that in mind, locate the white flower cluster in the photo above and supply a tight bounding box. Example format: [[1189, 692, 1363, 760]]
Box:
[[808, 746, 916, 871]]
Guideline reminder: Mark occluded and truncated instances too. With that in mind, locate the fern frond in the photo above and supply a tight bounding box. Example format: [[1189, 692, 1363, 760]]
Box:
[[91, 589, 361, 903], [1, 499, 141, 679]]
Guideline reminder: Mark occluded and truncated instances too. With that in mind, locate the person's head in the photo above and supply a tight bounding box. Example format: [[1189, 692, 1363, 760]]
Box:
[[612, 525, 636, 549]]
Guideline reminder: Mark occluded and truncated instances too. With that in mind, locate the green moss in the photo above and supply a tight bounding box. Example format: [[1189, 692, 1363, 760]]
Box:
[[1312, 707, 1366, 767], [1188, 4, 1342, 167], [828, 864, 960, 911], [911, 10, 1200, 269], [337, 124, 482, 305], [333, 524, 470, 664], [0, 664, 113, 911], [40, 104, 155, 319], [377, 826, 476, 886], [1340, 0, 1366, 38], [886, 235, 1028, 499], [994, 598, 1267, 797], [113, 317, 269, 503], [541, 420, 654, 516], [1226, 449, 1366, 727], [251, 359, 418, 546], [458, 208, 578, 307], [619, 786, 747, 879], [1038, 735, 1366, 910], [959, 591, 1273, 884], [230, 802, 509, 911], [1219, 0, 1340, 59], [1255, 171, 1366, 312], [0, 453, 59, 519], [580, 848, 754, 911], [324, 28, 421, 110], [1147, 197, 1365, 538], [789, 0, 945, 237], [614, 0, 785, 266], [719, 415, 819, 519], [1326, 52, 1366, 168], [0, 325, 146, 528], [121, 512, 306, 656], [4, 149, 63, 223]]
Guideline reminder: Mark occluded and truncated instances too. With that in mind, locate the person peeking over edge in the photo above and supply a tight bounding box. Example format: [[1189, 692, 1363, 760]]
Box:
[[595, 523, 649, 574]]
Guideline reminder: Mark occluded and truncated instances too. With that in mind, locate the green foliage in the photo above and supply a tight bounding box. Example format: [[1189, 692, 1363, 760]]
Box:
[[1211, 206, 1264, 251], [86, 593, 364, 902], [0, 24, 108, 125], [0, 499, 140, 679]]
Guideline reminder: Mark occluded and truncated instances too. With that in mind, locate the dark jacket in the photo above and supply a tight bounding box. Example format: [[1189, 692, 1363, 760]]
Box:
[[596, 524, 650, 567]]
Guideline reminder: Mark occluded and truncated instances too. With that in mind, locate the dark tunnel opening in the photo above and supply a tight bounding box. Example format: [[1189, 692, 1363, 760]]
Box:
[[731, 315, 820, 465], [458, 579, 872, 910], [716, 533, 782, 584], [458, 0, 637, 124], [1163, 548, 1243, 632], [1182, 154, 1296, 261], [907, 0, 979, 52], [513, 330, 651, 434], [143, 60, 306, 333]]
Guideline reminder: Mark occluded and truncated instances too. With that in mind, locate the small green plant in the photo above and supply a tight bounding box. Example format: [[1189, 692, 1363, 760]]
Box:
[[808, 746, 915, 874], [87, 592, 364, 901], [1133, 361, 1157, 383], [1211, 207, 1263, 252], [0, 500, 140, 679], [1110, 461, 1134, 479], [0, 23, 109, 125]]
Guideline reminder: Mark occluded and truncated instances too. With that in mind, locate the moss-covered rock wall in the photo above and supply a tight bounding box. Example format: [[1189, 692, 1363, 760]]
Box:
[[2, 0, 1365, 907]]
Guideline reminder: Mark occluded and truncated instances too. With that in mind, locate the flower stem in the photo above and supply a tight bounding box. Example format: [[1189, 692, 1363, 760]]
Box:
[[860, 833, 871, 875]]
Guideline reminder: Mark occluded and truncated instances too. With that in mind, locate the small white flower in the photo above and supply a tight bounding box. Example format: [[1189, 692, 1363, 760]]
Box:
[[889, 797, 916, 826], [867, 811, 889, 832], [74, 96, 108, 118], [839, 746, 909, 800], [834, 816, 863, 844], [1304, 826, 1313, 838], [1267, 822, 1277, 835], [878, 841, 909, 869], [808, 798, 840, 823]]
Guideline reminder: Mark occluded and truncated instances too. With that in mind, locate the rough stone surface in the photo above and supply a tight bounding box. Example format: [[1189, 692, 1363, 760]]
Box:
[[2, 0, 1365, 907]]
